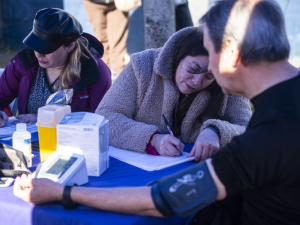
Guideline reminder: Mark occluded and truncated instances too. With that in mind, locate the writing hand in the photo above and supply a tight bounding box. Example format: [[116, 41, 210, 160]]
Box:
[[11, 114, 37, 125], [0, 111, 8, 127], [151, 134, 185, 157], [188, 128, 220, 162]]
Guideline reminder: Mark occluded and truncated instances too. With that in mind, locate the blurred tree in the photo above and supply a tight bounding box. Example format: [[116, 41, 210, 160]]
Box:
[[0, 0, 63, 50]]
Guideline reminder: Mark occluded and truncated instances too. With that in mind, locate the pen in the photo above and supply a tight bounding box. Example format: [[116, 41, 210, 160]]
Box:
[[162, 114, 182, 156]]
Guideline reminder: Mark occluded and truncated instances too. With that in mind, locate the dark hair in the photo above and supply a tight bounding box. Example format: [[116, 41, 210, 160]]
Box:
[[201, 0, 290, 66], [173, 28, 226, 135]]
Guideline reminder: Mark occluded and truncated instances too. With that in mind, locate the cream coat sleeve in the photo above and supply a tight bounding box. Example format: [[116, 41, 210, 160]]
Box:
[[200, 95, 252, 148], [95, 62, 159, 152]]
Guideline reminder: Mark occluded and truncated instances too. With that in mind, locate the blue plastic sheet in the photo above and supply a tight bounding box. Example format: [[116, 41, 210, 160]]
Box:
[[0, 132, 196, 225]]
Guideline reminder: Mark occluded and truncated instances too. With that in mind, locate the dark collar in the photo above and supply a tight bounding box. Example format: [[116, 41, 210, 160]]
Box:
[[72, 47, 100, 93], [18, 47, 38, 70], [18, 47, 100, 94]]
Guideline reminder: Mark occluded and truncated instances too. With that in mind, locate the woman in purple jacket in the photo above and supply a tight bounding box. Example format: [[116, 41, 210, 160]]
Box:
[[0, 8, 111, 127]]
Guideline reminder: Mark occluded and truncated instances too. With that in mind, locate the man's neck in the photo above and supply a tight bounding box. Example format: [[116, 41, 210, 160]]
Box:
[[241, 60, 299, 99]]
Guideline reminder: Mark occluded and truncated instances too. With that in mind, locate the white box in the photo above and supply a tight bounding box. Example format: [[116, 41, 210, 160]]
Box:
[[57, 112, 109, 176]]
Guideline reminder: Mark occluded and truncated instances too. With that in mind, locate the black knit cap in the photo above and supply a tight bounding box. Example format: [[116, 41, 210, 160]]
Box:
[[23, 8, 83, 54]]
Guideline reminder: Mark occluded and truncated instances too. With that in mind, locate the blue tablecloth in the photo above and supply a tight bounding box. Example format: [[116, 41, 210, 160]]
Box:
[[0, 132, 197, 225]]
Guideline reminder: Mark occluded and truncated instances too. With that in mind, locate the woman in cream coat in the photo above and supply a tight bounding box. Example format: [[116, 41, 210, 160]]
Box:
[[96, 27, 252, 161]]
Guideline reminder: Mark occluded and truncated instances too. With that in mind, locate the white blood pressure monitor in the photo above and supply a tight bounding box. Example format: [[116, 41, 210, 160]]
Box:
[[35, 151, 88, 185]]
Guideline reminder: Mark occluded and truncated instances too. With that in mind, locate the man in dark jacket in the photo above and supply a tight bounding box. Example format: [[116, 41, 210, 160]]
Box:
[[14, 1, 300, 224]]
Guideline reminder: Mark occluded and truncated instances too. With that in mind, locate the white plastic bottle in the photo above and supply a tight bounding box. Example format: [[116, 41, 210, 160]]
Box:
[[13, 123, 32, 167]]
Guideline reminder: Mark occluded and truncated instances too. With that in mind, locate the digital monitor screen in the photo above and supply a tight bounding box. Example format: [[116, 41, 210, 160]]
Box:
[[46, 159, 70, 175], [45, 157, 77, 178]]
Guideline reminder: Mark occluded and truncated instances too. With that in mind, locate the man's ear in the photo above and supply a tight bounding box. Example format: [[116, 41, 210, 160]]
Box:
[[224, 37, 240, 68]]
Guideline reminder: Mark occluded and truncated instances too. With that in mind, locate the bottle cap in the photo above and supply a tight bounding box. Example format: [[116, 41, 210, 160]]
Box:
[[16, 123, 27, 131]]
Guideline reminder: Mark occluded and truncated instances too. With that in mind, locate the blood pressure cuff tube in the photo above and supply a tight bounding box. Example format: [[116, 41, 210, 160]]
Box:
[[151, 161, 218, 218]]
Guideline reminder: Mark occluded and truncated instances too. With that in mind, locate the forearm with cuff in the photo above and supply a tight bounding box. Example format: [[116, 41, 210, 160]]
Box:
[[150, 161, 218, 218]]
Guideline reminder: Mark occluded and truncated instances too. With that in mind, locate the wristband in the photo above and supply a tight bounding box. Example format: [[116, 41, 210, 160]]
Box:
[[205, 125, 221, 139], [62, 184, 78, 209]]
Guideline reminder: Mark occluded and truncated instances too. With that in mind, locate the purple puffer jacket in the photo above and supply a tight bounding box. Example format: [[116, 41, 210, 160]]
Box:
[[0, 33, 111, 114]]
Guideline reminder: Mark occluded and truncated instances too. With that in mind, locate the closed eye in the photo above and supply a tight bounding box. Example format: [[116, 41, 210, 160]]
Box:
[[205, 73, 214, 80]]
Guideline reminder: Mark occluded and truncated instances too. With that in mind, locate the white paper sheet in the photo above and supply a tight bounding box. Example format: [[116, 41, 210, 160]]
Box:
[[109, 146, 195, 171], [0, 117, 38, 140]]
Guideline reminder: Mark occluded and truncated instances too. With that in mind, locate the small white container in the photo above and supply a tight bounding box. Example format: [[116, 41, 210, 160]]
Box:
[[13, 123, 32, 167]]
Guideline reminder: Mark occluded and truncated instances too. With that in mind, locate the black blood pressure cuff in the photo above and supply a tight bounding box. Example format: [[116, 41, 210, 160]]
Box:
[[151, 161, 217, 218]]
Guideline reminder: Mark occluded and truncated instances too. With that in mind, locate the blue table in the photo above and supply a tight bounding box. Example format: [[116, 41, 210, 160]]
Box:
[[0, 133, 197, 225]]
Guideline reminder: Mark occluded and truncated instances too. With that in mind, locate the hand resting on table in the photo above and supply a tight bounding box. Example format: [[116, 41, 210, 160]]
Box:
[[11, 114, 37, 125], [188, 128, 220, 162], [13, 174, 63, 205]]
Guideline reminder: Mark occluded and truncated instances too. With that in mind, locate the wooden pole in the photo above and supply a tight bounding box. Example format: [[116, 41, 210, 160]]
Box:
[[143, 0, 175, 49]]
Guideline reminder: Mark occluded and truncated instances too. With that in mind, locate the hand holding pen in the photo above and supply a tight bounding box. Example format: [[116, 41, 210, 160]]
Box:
[[150, 115, 185, 157], [162, 114, 183, 156]]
